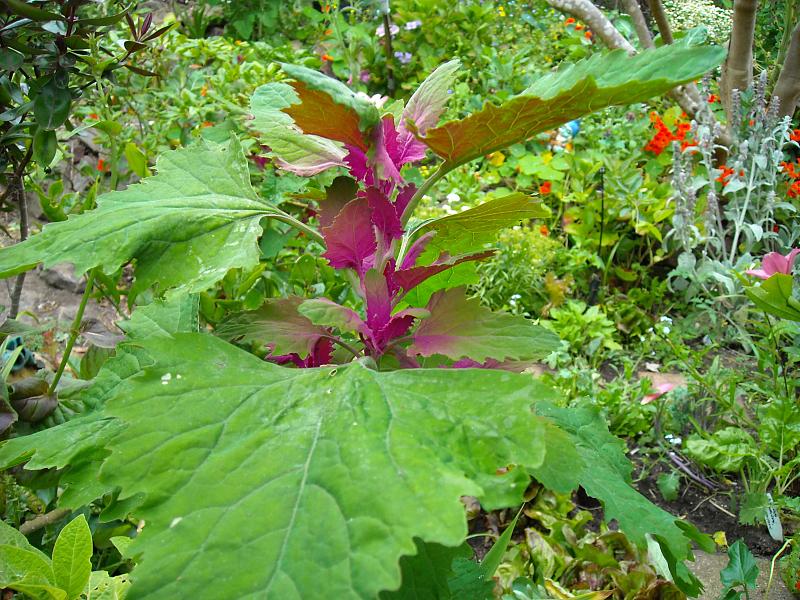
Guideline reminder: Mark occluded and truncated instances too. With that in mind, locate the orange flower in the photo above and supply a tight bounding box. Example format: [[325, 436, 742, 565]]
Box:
[[565, 17, 575, 24], [200, 84, 208, 97], [97, 159, 107, 172], [575, 23, 584, 30], [88, 112, 99, 120], [707, 94, 719, 104], [716, 165, 735, 187], [321, 53, 334, 62], [790, 129, 800, 142], [540, 224, 550, 236], [584, 30, 592, 39], [539, 181, 552, 195], [201, 121, 213, 128], [324, 28, 333, 36], [644, 113, 693, 155]]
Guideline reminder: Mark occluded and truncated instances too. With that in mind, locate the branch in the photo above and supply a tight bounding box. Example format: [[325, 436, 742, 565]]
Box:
[[18, 508, 71, 535], [622, 0, 654, 49], [773, 20, 800, 118], [720, 0, 757, 114], [647, 0, 673, 44], [544, 0, 635, 53]]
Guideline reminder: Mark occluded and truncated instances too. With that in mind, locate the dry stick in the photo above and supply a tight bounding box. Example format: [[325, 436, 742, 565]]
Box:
[[18, 507, 71, 535], [773, 20, 800, 118]]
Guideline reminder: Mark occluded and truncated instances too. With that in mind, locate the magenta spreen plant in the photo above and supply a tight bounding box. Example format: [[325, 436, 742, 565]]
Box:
[[0, 41, 725, 599]]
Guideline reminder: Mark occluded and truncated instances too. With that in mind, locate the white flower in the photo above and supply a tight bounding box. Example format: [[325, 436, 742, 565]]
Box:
[[446, 191, 461, 203], [354, 91, 388, 108], [375, 23, 399, 37], [404, 20, 422, 30]]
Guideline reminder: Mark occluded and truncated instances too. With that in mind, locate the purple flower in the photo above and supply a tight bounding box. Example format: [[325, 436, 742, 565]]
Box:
[[375, 23, 399, 37], [394, 51, 412, 64], [404, 20, 422, 30], [359, 70, 371, 83], [745, 248, 800, 279]]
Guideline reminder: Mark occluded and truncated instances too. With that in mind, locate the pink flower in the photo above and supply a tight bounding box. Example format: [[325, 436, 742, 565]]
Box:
[[641, 382, 675, 405], [745, 248, 800, 280]]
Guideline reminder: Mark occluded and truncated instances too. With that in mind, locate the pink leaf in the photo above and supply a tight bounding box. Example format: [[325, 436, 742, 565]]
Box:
[[366, 186, 403, 243], [400, 231, 436, 270], [321, 197, 377, 275], [318, 177, 358, 228]]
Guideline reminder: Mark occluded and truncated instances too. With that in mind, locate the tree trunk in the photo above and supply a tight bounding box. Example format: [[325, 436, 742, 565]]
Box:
[[622, 0, 654, 48], [647, 0, 673, 43], [720, 0, 757, 115], [773, 21, 800, 118]]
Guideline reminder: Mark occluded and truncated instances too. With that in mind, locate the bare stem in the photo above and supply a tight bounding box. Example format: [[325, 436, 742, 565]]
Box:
[[400, 163, 448, 225], [19, 507, 71, 535], [9, 173, 30, 319]]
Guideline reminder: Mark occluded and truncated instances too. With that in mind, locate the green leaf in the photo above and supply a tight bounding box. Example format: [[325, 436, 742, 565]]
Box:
[[33, 128, 58, 166], [657, 472, 681, 502], [0, 139, 284, 299], [0, 521, 63, 600], [52, 515, 93, 600], [533, 402, 702, 593], [299, 298, 365, 332], [414, 40, 725, 168], [411, 193, 549, 258], [720, 540, 758, 591], [409, 287, 560, 362], [118, 295, 200, 340], [34, 333, 554, 598], [685, 428, 757, 472], [34, 78, 71, 131], [744, 274, 800, 321], [84, 570, 131, 600], [381, 540, 471, 599], [124, 142, 149, 178], [217, 296, 329, 356], [250, 83, 348, 176]]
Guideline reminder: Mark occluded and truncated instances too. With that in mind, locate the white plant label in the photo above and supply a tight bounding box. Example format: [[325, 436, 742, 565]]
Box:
[[765, 493, 783, 542]]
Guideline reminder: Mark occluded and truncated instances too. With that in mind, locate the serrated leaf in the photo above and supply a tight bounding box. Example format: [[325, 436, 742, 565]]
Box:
[[415, 41, 725, 167], [216, 296, 329, 356], [409, 287, 560, 362], [0, 139, 283, 299], [533, 402, 702, 590], [250, 83, 348, 176], [299, 298, 366, 333], [61, 333, 553, 599], [412, 193, 549, 257], [52, 515, 93, 600]]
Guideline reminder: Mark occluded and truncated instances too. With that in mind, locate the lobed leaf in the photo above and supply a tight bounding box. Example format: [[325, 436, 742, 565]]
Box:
[[414, 40, 725, 168], [0, 139, 282, 299]]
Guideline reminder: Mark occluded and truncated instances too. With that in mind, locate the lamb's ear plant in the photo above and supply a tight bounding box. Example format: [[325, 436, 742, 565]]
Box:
[[0, 37, 723, 598]]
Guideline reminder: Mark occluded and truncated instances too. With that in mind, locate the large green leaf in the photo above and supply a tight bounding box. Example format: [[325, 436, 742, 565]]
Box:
[[414, 39, 725, 168], [744, 273, 800, 321], [409, 287, 560, 362], [0, 139, 286, 299], [3, 333, 556, 599], [0, 519, 63, 600]]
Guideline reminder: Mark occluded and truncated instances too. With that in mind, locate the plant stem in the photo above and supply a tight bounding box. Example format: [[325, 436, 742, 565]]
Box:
[[49, 270, 96, 395], [272, 211, 325, 246], [323, 335, 362, 359], [765, 538, 793, 599], [401, 163, 448, 225]]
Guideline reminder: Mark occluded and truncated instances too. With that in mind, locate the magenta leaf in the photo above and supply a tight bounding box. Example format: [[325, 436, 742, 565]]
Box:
[[271, 336, 334, 368], [366, 187, 403, 244], [321, 197, 377, 275], [216, 296, 329, 358], [400, 231, 436, 270], [318, 177, 358, 228], [394, 250, 495, 296], [408, 287, 561, 362], [362, 268, 392, 333], [394, 183, 417, 218]]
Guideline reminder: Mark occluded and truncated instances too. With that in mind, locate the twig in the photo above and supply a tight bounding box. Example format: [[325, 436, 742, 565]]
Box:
[[0, 144, 33, 208], [19, 507, 71, 535], [647, 0, 673, 43], [708, 498, 737, 519]]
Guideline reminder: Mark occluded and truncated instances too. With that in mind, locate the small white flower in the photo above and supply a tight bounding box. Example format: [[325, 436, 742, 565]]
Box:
[[404, 20, 422, 30], [446, 191, 461, 203]]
